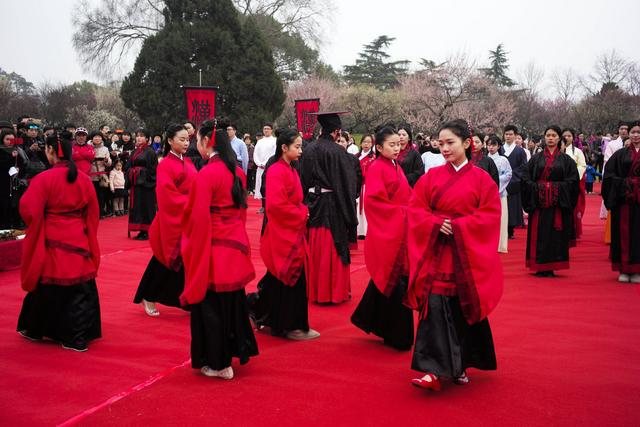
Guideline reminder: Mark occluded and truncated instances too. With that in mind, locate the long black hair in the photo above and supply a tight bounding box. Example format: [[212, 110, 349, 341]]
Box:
[[439, 119, 473, 159], [163, 124, 187, 157], [46, 131, 78, 183], [273, 128, 300, 158], [198, 121, 246, 208]]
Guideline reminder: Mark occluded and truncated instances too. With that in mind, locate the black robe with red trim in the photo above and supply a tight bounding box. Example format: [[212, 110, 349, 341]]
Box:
[[602, 146, 640, 274], [126, 145, 157, 232], [521, 149, 579, 271]]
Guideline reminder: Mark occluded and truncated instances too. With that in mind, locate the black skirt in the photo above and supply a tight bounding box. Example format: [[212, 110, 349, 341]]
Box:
[[246, 271, 310, 336], [133, 256, 185, 308], [351, 278, 414, 351], [412, 294, 496, 378], [128, 186, 156, 232], [190, 289, 258, 371], [17, 280, 102, 349]]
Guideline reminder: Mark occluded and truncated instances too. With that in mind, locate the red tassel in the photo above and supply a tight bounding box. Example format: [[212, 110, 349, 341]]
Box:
[[57, 141, 64, 158]]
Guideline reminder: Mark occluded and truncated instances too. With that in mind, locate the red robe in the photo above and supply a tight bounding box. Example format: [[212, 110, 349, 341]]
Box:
[[261, 159, 308, 286], [149, 153, 198, 271], [405, 163, 503, 324], [364, 157, 411, 296], [19, 162, 100, 292], [180, 156, 255, 305], [72, 143, 95, 176]]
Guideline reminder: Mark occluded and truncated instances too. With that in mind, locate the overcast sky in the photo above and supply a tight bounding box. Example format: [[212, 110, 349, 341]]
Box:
[[1, 0, 639, 94]]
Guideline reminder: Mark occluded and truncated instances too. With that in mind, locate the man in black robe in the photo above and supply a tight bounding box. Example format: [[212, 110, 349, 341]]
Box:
[[300, 112, 358, 303]]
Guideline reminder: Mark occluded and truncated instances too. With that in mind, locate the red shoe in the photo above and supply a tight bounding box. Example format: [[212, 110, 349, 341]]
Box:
[[411, 373, 441, 391]]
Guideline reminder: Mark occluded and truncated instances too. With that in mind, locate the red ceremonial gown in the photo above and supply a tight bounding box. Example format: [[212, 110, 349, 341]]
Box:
[[247, 158, 311, 336], [405, 162, 503, 324], [149, 153, 198, 271], [261, 159, 308, 286], [17, 161, 102, 350], [20, 162, 100, 291], [72, 143, 95, 176], [180, 156, 255, 305], [180, 155, 258, 371], [350, 156, 415, 350]]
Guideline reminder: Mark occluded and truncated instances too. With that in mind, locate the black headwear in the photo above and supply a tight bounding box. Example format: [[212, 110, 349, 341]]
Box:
[[309, 111, 349, 133]]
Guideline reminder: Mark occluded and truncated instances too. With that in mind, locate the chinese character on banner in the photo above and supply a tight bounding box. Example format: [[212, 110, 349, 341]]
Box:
[[295, 98, 320, 140], [183, 86, 218, 128]]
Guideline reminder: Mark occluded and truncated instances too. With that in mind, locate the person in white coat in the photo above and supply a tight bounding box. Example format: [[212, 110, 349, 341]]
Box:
[[487, 135, 512, 253], [253, 123, 277, 203]]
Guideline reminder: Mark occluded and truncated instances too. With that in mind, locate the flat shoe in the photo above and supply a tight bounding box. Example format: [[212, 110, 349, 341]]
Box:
[[618, 273, 631, 283], [142, 300, 160, 317], [286, 329, 320, 340], [201, 366, 234, 380], [411, 373, 441, 391], [630, 274, 640, 284]]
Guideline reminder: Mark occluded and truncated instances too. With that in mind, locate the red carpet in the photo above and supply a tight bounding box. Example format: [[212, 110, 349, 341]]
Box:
[[1, 185, 639, 426]]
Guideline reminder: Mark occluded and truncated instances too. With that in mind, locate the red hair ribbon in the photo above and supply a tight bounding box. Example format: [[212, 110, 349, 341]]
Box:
[[206, 119, 217, 149], [57, 136, 64, 158]]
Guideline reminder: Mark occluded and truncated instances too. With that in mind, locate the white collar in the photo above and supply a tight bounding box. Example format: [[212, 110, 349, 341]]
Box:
[[452, 159, 468, 172], [170, 151, 183, 160]]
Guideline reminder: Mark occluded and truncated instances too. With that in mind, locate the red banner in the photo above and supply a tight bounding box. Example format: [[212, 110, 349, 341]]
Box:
[[183, 86, 217, 128], [295, 98, 320, 140]]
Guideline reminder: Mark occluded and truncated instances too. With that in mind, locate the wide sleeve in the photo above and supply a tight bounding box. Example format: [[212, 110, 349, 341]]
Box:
[[404, 151, 425, 187], [180, 172, 214, 306], [266, 166, 308, 231], [520, 158, 539, 213], [18, 176, 48, 292], [145, 149, 158, 185], [450, 173, 503, 323], [498, 158, 512, 195], [486, 158, 500, 188], [575, 149, 586, 180], [333, 150, 358, 227], [602, 149, 626, 210], [405, 174, 445, 311], [556, 155, 580, 210]]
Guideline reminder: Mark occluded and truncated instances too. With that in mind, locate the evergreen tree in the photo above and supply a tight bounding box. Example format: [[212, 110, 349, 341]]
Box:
[[343, 35, 409, 90], [121, 0, 284, 132], [481, 43, 515, 87]]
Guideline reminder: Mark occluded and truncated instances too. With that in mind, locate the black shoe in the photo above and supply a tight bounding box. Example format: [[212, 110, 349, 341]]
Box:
[[134, 232, 148, 240], [62, 342, 88, 352], [18, 330, 42, 341], [534, 271, 555, 278]]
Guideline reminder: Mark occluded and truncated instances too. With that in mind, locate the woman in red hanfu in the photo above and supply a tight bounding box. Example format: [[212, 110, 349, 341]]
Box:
[[521, 125, 579, 278], [356, 134, 376, 238], [247, 129, 320, 340], [602, 120, 640, 284], [125, 128, 158, 240], [351, 127, 414, 351], [406, 119, 502, 391], [134, 124, 198, 316], [17, 132, 102, 352], [180, 122, 258, 380]]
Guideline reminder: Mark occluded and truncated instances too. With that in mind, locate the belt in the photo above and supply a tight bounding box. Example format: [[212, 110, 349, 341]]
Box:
[[308, 187, 333, 194]]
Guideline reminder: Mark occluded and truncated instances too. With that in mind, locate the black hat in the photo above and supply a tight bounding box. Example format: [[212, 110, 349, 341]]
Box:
[[309, 111, 349, 132], [0, 120, 13, 130]]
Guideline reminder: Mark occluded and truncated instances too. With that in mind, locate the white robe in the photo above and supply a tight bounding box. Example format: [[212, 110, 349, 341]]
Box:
[[252, 136, 276, 199]]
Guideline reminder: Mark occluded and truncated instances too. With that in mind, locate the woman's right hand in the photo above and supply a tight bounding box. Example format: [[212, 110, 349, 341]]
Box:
[[439, 218, 453, 236]]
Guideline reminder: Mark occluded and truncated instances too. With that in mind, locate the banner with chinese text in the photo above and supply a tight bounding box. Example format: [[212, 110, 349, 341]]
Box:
[[183, 86, 218, 128], [295, 98, 320, 140]]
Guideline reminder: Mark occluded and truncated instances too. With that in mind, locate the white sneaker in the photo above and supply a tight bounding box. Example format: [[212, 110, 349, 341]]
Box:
[[201, 366, 234, 380], [286, 328, 320, 341], [630, 274, 640, 284], [618, 274, 631, 283]]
